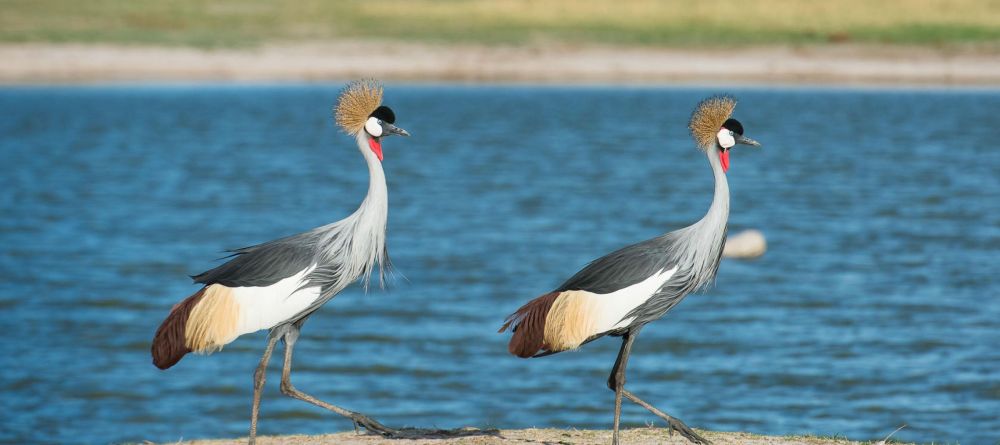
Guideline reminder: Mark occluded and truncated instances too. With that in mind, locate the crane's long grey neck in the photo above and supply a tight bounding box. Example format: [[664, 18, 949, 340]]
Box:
[[698, 148, 730, 231], [356, 133, 389, 227], [311, 133, 389, 296], [666, 148, 730, 291]]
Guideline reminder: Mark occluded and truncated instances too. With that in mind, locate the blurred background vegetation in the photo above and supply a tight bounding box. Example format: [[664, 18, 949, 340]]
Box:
[[2, 0, 999, 48]]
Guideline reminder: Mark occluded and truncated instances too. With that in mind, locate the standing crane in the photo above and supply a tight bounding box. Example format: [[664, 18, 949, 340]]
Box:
[[500, 96, 760, 445], [151, 79, 409, 444]]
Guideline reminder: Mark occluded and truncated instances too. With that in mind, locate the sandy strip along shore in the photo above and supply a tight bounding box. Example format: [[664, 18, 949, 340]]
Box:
[[2, 41, 998, 86], [169, 427, 912, 445]]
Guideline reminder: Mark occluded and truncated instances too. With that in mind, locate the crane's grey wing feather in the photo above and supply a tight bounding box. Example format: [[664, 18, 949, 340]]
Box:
[[622, 274, 700, 328], [191, 233, 317, 288], [556, 235, 677, 294], [556, 226, 725, 331]]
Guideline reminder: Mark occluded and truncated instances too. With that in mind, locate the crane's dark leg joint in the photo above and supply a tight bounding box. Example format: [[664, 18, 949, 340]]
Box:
[[608, 328, 638, 391], [607, 357, 627, 391]]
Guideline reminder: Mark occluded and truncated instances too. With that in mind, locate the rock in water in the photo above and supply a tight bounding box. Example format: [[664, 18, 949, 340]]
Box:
[[723, 229, 766, 259]]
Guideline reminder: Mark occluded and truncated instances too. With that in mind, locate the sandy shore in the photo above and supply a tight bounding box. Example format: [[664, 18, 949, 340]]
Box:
[[170, 427, 909, 445], [2, 41, 999, 86]]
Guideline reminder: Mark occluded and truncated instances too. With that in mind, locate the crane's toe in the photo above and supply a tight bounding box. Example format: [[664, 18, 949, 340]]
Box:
[[350, 412, 397, 437], [666, 417, 711, 445]]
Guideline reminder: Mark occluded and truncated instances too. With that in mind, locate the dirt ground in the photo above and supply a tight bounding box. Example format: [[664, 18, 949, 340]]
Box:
[[2, 41, 999, 85], [173, 427, 909, 445]]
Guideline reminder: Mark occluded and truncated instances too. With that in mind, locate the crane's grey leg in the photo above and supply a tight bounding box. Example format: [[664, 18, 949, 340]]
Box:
[[607, 331, 637, 445], [277, 326, 398, 437], [606, 329, 710, 445], [249, 333, 280, 445]]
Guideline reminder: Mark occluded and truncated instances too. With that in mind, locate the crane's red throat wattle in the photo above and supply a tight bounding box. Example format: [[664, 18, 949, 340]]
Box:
[[719, 149, 730, 173], [368, 137, 383, 161]]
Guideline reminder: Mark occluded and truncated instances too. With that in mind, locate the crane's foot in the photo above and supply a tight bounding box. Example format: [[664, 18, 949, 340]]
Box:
[[663, 416, 711, 445], [620, 389, 710, 445], [349, 411, 398, 437]]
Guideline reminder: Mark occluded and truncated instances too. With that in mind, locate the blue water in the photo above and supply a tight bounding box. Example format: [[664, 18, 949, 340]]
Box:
[[1, 85, 997, 445]]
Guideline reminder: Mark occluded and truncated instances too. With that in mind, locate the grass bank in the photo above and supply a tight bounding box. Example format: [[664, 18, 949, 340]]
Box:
[[2, 0, 999, 49]]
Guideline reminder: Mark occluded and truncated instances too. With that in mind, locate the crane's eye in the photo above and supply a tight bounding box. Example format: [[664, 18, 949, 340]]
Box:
[[365, 116, 383, 137]]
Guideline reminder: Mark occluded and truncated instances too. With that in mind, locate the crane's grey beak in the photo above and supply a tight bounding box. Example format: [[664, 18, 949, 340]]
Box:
[[736, 135, 760, 147], [383, 123, 410, 137]]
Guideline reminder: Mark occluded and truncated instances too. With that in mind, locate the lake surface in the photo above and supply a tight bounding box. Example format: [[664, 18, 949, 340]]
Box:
[[1, 85, 997, 445]]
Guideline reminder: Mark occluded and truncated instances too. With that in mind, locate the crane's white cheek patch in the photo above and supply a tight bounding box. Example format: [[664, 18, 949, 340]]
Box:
[[365, 117, 383, 137], [717, 128, 736, 149]]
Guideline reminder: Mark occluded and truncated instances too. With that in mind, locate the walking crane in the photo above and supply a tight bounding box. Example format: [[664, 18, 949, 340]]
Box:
[[500, 95, 761, 445], [151, 79, 408, 444]]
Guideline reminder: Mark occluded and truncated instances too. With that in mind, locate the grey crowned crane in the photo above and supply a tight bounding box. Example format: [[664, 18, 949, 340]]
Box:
[[151, 79, 408, 444], [500, 96, 761, 445]]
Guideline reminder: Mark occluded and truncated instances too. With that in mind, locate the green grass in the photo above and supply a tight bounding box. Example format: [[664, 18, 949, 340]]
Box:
[[2, 0, 999, 48]]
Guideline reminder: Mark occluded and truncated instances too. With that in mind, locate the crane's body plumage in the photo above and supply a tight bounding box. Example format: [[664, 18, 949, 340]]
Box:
[[500, 95, 757, 445], [152, 80, 405, 443]]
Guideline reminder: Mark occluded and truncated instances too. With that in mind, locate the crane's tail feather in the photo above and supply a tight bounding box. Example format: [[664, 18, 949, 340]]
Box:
[[151, 285, 241, 370], [500, 290, 607, 358], [499, 292, 560, 358], [151, 288, 204, 369]]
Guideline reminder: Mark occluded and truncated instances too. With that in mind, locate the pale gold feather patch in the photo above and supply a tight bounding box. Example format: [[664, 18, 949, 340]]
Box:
[[544, 290, 599, 351], [689, 95, 737, 150], [185, 284, 240, 354], [334, 79, 384, 134]]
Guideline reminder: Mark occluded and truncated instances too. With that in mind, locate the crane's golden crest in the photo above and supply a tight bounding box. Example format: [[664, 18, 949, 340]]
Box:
[[689, 95, 737, 150], [335, 79, 384, 134]]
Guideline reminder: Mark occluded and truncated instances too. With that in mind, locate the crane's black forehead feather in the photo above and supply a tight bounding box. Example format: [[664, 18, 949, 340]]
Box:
[[370, 105, 396, 124], [722, 118, 744, 135]]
